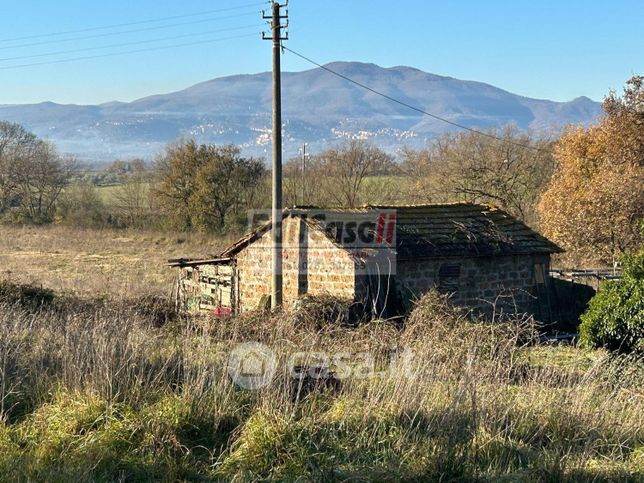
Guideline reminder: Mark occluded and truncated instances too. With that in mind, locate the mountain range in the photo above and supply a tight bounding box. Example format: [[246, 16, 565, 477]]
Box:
[[0, 62, 603, 161]]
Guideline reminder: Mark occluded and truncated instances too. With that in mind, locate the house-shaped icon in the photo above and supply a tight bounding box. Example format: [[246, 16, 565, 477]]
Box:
[[239, 351, 268, 378]]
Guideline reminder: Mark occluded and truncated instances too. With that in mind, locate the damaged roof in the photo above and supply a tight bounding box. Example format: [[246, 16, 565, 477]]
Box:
[[365, 203, 563, 258], [219, 203, 563, 260]]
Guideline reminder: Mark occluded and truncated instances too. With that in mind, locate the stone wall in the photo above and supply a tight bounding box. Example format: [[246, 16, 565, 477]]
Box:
[[183, 212, 555, 320], [395, 254, 552, 319], [235, 216, 357, 312]]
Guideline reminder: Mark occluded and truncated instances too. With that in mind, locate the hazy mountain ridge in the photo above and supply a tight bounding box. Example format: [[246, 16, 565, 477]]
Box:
[[0, 62, 603, 161]]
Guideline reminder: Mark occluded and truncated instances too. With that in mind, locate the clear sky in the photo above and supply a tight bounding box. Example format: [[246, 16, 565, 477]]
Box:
[[0, 1, 641, 105]]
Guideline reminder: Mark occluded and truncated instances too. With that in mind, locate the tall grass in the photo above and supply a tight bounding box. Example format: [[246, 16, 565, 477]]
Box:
[[0, 286, 642, 481]]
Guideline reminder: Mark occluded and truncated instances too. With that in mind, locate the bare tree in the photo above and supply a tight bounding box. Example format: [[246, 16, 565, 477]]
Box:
[[398, 146, 441, 203], [112, 170, 151, 228], [12, 141, 73, 222], [0, 122, 39, 213], [433, 126, 554, 224], [282, 157, 303, 207], [312, 140, 394, 208]]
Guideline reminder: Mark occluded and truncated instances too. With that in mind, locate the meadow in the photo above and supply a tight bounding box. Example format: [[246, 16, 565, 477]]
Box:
[[0, 224, 227, 297], [0, 225, 642, 482]]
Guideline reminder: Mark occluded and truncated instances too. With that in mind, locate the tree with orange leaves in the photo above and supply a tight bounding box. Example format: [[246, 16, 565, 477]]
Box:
[[538, 76, 644, 265]]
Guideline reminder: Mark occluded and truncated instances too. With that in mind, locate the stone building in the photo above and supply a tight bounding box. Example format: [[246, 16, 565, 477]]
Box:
[[170, 203, 563, 320]]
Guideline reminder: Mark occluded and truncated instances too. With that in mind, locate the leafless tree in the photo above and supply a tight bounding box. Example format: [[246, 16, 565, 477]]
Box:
[[311, 140, 394, 208], [112, 170, 152, 228], [433, 126, 554, 224], [398, 146, 441, 203], [12, 141, 73, 222], [0, 121, 39, 213]]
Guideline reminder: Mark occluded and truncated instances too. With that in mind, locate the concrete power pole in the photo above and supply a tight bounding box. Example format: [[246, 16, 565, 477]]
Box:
[[263, 2, 288, 309]]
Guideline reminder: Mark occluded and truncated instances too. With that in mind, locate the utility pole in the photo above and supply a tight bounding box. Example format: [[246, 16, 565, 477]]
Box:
[[263, 1, 288, 309], [301, 143, 307, 205]]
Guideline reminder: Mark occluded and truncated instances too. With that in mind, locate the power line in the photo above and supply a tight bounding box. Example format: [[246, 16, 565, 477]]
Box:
[[0, 24, 263, 63], [0, 2, 267, 43], [0, 11, 260, 51], [0, 32, 258, 70], [283, 46, 548, 153]]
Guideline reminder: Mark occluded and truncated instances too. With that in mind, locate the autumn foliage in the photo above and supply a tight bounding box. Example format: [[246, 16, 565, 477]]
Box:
[[538, 76, 644, 264]]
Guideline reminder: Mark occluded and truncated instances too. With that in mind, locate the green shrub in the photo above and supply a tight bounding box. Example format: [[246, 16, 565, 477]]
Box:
[[579, 251, 644, 353]]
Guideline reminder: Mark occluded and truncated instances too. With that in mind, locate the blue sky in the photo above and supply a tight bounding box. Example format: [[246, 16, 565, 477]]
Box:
[[0, 0, 641, 104]]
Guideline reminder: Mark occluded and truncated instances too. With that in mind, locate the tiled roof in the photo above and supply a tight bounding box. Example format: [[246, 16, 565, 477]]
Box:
[[220, 203, 563, 259], [364, 203, 563, 258]]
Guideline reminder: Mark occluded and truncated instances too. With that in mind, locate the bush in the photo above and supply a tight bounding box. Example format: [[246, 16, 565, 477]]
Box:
[[291, 294, 352, 330], [0, 281, 55, 310], [579, 251, 644, 353], [56, 184, 107, 228]]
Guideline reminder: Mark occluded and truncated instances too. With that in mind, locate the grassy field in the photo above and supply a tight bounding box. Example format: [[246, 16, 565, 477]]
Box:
[[94, 182, 152, 206], [0, 225, 642, 481], [95, 183, 123, 204], [0, 224, 229, 297]]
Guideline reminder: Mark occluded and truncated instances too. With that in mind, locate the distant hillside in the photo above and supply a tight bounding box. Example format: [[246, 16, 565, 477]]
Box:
[[0, 62, 603, 161]]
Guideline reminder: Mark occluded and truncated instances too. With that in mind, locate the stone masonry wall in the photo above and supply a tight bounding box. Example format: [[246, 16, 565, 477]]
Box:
[[232, 216, 553, 318], [396, 254, 551, 317], [235, 217, 357, 312]]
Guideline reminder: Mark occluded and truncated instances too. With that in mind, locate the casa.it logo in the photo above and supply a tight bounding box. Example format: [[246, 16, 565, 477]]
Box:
[[227, 342, 277, 390]]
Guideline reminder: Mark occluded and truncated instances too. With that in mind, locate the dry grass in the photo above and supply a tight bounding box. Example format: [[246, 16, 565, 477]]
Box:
[[0, 287, 641, 481], [0, 224, 230, 297], [0, 225, 641, 481]]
